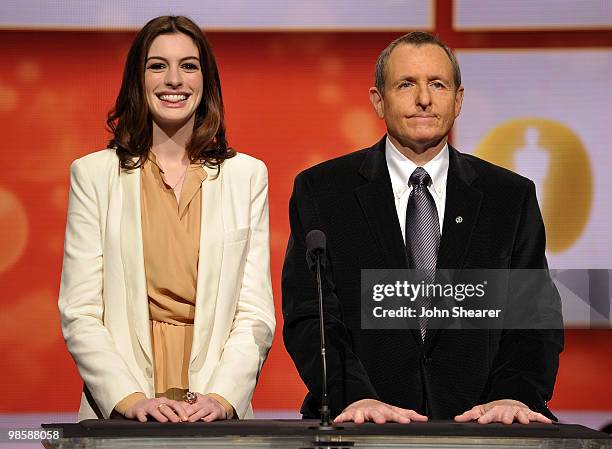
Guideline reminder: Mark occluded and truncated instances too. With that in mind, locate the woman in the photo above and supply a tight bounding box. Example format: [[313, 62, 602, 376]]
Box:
[[58, 16, 275, 423]]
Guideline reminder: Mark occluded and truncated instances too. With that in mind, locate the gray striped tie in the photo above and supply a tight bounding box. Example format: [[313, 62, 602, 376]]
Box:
[[405, 167, 440, 339]]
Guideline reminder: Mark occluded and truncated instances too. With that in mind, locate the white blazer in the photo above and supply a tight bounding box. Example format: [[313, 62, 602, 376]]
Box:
[[58, 149, 275, 421]]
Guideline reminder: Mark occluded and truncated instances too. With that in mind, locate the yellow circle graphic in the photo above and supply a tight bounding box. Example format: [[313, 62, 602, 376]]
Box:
[[474, 118, 592, 253]]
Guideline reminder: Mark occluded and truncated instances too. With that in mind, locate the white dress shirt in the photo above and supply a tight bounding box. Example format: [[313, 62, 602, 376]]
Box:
[[385, 137, 449, 242]]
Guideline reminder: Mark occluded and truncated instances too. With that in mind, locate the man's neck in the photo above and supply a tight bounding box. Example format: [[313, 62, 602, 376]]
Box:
[[388, 135, 448, 165]]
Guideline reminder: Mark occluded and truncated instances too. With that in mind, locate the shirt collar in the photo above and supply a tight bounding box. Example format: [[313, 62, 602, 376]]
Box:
[[145, 150, 207, 187], [385, 136, 449, 200]]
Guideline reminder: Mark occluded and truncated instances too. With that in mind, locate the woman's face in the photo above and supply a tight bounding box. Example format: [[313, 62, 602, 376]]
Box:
[[144, 32, 203, 133]]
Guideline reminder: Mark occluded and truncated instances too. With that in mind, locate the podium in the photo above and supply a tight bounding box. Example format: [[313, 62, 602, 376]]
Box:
[[42, 419, 612, 448]]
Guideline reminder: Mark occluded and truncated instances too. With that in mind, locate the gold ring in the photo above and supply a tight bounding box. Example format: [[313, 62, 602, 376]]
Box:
[[157, 403, 166, 409], [183, 391, 197, 405]]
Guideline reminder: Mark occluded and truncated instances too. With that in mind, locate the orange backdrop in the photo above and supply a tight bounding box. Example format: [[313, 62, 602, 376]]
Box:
[[0, 17, 611, 413]]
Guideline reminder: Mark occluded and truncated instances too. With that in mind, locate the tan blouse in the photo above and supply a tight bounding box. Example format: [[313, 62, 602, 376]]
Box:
[[141, 152, 205, 397], [114, 152, 233, 418]]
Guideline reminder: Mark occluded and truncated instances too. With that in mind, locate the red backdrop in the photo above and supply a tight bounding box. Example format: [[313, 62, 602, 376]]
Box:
[[0, 1, 610, 414]]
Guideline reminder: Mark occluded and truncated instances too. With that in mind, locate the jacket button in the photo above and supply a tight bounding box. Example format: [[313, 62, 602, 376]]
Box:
[[423, 356, 432, 365]]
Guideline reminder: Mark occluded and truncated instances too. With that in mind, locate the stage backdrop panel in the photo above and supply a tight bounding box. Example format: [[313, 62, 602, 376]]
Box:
[[454, 0, 612, 30], [454, 50, 612, 272], [0, 0, 432, 30]]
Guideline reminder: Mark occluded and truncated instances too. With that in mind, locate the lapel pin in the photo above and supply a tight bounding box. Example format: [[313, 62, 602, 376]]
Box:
[[455, 216, 463, 223]]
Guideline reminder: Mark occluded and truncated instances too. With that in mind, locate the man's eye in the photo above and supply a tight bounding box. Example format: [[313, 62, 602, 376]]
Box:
[[431, 81, 444, 89], [399, 81, 413, 88], [148, 63, 165, 70]]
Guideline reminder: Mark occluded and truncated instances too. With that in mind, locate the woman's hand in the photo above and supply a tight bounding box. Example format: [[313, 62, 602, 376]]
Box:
[[124, 398, 190, 423], [184, 393, 227, 422]]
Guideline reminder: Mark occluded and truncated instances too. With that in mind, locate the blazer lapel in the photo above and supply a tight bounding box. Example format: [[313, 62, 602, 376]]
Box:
[[190, 164, 224, 365], [354, 138, 408, 270], [120, 167, 153, 363]]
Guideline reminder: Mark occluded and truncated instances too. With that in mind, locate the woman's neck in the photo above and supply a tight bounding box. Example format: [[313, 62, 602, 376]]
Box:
[[150, 116, 194, 164]]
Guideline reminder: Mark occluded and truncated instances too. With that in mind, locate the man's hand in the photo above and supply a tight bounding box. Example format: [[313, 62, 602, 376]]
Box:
[[124, 398, 190, 423], [454, 399, 552, 424], [184, 393, 227, 422], [334, 399, 428, 424]]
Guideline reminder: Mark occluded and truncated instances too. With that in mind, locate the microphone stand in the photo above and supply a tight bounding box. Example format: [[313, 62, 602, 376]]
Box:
[[316, 252, 333, 430], [305, 229, 341, 432], [310, 250, 338, 431]]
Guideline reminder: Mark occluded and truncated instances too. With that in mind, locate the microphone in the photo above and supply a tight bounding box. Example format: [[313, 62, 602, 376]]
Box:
[[305, 230, 336, 430], [305, 229, 326, 269]]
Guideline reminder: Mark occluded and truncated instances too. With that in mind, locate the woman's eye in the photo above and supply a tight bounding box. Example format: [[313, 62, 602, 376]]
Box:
[[182, 63, 199, 71], [148, 63, 165, 70]]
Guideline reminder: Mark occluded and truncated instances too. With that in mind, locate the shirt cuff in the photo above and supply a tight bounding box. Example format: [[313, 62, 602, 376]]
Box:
[[114, 392, 147, 416], [205, 393, 236, 419]]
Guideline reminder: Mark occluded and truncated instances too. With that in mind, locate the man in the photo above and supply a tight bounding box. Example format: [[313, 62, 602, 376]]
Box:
[[282, 32, 563, 424]]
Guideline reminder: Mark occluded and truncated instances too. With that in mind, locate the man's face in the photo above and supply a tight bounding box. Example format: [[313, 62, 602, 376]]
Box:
[[370, 44, 464, 153]]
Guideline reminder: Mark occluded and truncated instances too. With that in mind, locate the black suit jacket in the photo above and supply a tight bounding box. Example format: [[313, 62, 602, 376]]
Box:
[[282, 137, 563, 420]]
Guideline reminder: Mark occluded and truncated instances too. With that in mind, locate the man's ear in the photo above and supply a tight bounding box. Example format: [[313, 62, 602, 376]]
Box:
[[369, 87, 385, 119], [454, 85, 464, 118]]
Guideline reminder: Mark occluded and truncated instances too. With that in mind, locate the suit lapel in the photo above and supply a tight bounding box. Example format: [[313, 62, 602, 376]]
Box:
[[190, 164, 224, 364], [354, 138, 408, 270], [120, 167, 152, 363], [436, 147, 482, 270], [425, 146, 482, 351], [354, 139, 425, 348]]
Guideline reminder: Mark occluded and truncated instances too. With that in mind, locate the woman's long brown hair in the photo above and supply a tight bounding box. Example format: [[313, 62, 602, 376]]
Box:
[[106, 15, 235, 170]]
